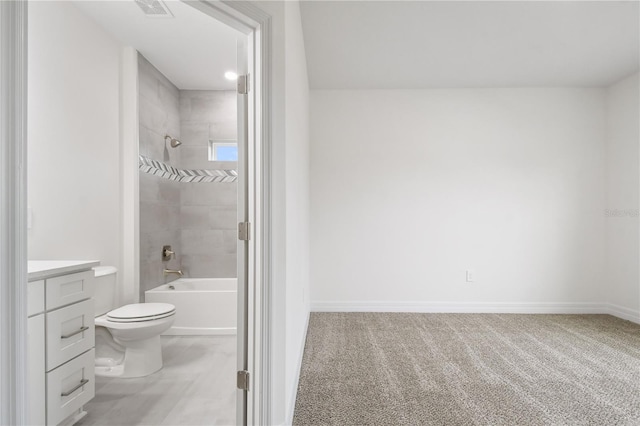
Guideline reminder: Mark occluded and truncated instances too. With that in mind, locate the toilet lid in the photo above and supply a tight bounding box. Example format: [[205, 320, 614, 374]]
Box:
[[107, 303, 175, 323]]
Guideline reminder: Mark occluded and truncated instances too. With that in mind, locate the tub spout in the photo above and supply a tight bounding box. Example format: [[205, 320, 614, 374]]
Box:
[[163, 269, 183, 277]]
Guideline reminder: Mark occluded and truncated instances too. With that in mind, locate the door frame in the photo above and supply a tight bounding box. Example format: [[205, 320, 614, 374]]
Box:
[[0, 1, 28, 425], [0, 0, 273, 425], [179, 3, 274, 424]]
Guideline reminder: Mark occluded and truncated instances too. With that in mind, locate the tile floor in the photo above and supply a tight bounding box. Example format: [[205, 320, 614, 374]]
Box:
[[77, 336, 236, 426]]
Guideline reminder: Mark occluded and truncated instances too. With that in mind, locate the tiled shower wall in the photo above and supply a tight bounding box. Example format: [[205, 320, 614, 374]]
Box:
[[179, 91, 237, 278], [138, 54, 237, 299], [138, 55, 182, 300]]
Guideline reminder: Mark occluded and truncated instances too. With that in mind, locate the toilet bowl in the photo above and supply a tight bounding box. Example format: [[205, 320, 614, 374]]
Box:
[[93, 267, 176, 378]]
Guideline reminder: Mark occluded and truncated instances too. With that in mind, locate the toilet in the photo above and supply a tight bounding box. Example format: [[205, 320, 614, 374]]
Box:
[[93, 266, 176, 378]]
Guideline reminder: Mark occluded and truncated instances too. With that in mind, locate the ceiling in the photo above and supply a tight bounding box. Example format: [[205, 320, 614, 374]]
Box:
[[300, 1, 640, 89], [74, 0, 240, 90]]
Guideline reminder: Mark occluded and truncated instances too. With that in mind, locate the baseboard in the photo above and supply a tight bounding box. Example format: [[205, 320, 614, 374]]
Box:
[[311, 301, 606, 314], [605, 303, 640, 324], [311, 301, 640, 324], [286, 310, 310, 426]]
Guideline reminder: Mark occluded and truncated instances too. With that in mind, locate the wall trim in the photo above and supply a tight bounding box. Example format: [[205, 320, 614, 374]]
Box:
[[139, 154, 238, 183], [312, 301, 640, 324], [311, 301, 607, 314], [286, 311, 310, 426]]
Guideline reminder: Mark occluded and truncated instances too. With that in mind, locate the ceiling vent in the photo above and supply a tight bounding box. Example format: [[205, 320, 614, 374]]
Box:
[[134, 0, 174, 18]]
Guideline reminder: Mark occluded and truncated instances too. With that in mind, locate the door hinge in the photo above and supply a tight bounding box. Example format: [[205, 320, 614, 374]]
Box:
[[237, 370, 250, 391], [237, 74, 250, 95], [238, 222, 251, 241]]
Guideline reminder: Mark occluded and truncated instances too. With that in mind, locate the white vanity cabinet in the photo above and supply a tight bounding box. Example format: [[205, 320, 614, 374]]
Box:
[[28, 261, 99, 426]]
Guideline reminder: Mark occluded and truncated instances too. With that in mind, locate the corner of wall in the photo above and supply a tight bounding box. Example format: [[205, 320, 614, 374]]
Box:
[[603, 71, 640, 314]]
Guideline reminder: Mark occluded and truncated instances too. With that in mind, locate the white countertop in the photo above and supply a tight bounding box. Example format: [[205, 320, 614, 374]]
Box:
[[28, 260, 100, 281]]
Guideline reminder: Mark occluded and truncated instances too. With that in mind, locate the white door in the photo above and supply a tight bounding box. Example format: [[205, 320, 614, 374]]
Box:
[[236, 35, 249, 426]]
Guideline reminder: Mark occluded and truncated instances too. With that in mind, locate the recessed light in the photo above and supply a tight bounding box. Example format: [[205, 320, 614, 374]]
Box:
[[225, 71, 238, 81]]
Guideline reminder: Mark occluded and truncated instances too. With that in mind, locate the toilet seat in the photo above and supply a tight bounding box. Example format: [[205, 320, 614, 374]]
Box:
[[106, 303, 175, 323]]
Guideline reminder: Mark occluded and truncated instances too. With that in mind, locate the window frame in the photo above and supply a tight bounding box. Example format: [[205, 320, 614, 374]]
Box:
[[209, 139, 239, 162]]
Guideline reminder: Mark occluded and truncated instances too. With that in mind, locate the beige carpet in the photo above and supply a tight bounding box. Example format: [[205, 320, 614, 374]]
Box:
[[293, 313, 640, 425]]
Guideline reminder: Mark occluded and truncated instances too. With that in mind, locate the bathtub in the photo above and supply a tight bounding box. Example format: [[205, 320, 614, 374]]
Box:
[[145, 278, 237, 335]]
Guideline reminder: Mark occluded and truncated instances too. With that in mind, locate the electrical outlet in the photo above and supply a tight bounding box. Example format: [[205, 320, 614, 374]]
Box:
[[466, 270, 475, 282]]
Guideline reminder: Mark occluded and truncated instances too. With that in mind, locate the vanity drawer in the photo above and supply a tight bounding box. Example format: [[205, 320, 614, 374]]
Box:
[[46, 349, 95, 426], [46, 299, 95, 371], [46, 270, 95, 310], [28, 280, 45, 317]]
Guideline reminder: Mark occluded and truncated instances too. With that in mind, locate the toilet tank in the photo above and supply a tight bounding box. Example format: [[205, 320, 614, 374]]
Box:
[[93, 266, 118, 317]]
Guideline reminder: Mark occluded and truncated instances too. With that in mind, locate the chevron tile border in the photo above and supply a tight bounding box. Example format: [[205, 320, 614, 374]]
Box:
[[139, 155, 237, 183]]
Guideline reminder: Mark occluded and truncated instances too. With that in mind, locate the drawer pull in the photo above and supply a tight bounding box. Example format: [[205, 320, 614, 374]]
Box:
[[61, 379, 89, 397], [61, 326, 89, 339]]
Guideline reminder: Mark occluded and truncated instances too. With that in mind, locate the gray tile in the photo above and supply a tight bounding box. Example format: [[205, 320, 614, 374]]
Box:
[[138, 83, 239, 288], [181, 206, 210, 231], [181, 182, 237, 207], [139, 260, 163, 295], [179, 93, 192, 118], [209, 121, 237, 140], [179, 230, 235, 258], [209, 160, 238, 170], [209, 206, 237, 230], [138, 58, 160, 104], [180, 91, 229, 123], [139, 202, 160, 234], [158, 180, 181, 205], [139, 172, 160, 203], [181, 230, 224, 256], [180, 145, 211, 170], [167, 113, 181, 142], [180, 254, 236, 278], [140, 232, 160, 264], [180, 122, 209, 146], [180, 255, 213, 278], [78, 336, 235, 426], [158, 81, 180, 115], [140, 54, 179, 101], [210, 254, 237, 277], [140, 204, 180, 234], [139, 126, 160, 160], [138, 54, 180, 161], [139, 94, 170, 133], [222, 230, 238, 255]]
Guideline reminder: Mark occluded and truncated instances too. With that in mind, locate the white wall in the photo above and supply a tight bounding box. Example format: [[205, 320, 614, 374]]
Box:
[[28, 2, 121, 271], [284, 1, 310, 423], [605, 72, 640, 321], [310, 89, 607, 311]]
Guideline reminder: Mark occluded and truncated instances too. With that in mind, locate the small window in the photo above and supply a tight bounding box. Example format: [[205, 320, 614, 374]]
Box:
[[209, 140, 238, 161]]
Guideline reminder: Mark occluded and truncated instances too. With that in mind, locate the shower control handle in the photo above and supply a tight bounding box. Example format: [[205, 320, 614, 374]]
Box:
[[162, 245, 175, 261]]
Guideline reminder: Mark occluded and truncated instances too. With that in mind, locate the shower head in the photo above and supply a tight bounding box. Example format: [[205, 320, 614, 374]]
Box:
[[164, 135, 182, 148]]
